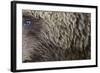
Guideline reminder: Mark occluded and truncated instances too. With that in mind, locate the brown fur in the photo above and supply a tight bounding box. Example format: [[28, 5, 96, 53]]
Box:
[[22, 10, 91, 62]]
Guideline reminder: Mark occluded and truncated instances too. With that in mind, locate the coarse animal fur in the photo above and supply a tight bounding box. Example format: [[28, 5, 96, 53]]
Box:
[[22, 10, 91, 62]]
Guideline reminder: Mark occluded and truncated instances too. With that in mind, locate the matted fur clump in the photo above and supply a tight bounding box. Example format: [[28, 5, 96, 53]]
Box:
[[22, 10, 91, 62]]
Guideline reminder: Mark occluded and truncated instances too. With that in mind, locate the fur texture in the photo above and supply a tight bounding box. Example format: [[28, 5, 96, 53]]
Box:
[[22, 10, 91, 62]]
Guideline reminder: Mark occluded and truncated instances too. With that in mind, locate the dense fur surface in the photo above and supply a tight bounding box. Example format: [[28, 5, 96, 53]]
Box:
[[22, 10, 91, 62]]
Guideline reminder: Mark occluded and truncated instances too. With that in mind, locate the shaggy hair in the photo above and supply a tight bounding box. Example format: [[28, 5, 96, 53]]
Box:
[[22, 10, 91, 62]]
